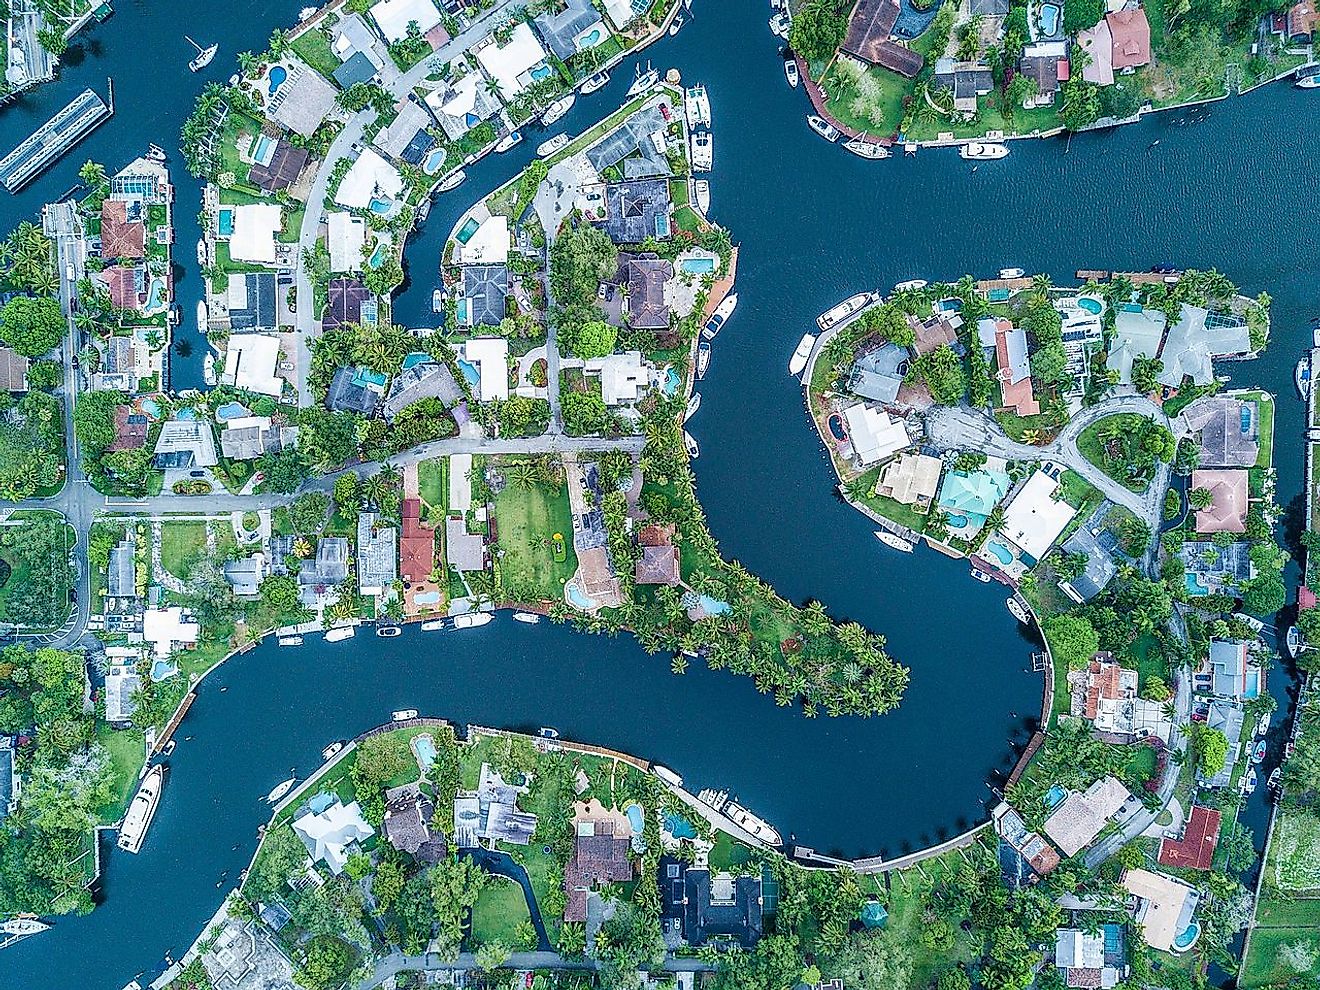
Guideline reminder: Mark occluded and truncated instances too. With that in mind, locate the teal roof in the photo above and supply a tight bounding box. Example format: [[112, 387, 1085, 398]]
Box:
[[860, 902, 888, 928], [938, 469, 1009, 516]]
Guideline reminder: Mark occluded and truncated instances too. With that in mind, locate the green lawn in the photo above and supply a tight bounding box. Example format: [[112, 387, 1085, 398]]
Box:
[[1235, 390, 1276, 470], [820, 61, 907, 137], [159, 521, 208, 579], [418, 458, 449, 516], [709, 831, 753, 871], [290, 28, 341, 79], [1077, 414, 1156, 492], [1241, 926, 1320, 988], [1258, 897, 1320, 928], [851, 464, 929, 533], [493, 478, 578, 601], [905, 97, 1062, 141], [95, 725, 145, 824], [470, 876, 531, 945]]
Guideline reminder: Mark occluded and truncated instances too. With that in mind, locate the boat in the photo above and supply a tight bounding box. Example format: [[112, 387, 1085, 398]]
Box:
[[1258, 712, 1272, 737], [684, 84, 712, 129], [785, 59, 799, 88], [185, 36, 218, 72], [0, 915, 51, 948], [724, 798, 783, 846], [453, 612, 493, 629], [277, 635, 303, 647], [998, 267, 1025, 279], [1296, 356, 1311, 398], [1252, 739, 1267, 764], [437, 169, 467, 192], [696, 341, 711, 379], [769, 11, 790, 37], [842, 138, 890, 159], [1243, 768, 1258, 795], [1268, 767, 1283, 793], [325, 626, 355, 643], [541, 94, 575, 125], [894, 279, 928, 292], [669, 13, 685, 34], [684, 392, 701, 421], [432, 289, 444, 313], [684, 429, 700, 459], [875, 530, 914, 553], [816, 291, 873, 331], [970, 567, 992, 583], [702, 293, 737, 339], [1006, 597, 1030, 624], [321, 741, 344, 761], [806, 114, 840, 142], [494, 130, 522, 152], [581, 70, 609, 94], [788, 332, 816, 377], [376, 625, 401, 638], [265, 775, 296, 804], [1296, 73, 1320, 88], [690, 131, 713, 172], [117, 765, 165, 853], [537, 133, 571, 157], [626, 62, 658, 98], [146, 143, 167, 163], [1286, 625, 1302, 657], [420, 618, 451, 631], [959, 141, 1009, 160], [392, 709, 418, 722], [693, 178, 710, 213], [538, 726, 560, 739], [202, 351, 216, 386], [512, 612, 541, 624]]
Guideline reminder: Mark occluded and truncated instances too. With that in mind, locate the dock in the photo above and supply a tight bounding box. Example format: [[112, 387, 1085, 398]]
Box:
[[0, 85, 113, 193]]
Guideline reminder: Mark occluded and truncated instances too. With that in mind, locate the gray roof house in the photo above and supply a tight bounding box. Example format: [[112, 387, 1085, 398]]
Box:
[[1158, 305, 1252, 389], [849, 342, 908, 404], [299, 537, 350, 588], [457, 263, 508, 327], [933, 58, 994, 111], [357, 512, 398, 595], [223, 555, 265, 598], [1177, 395, 1258, 467], [1107, 306, 1166, 385], [602, 179, 671, 244], [333, 51, 379, 89], [383, 362, 464, 422], [446, 517, 486, 572], [534, 0, 606, 61], [1200, 699, 1244, 788], [970, 0, 1010, 13], [1181, 540, 1251, 597], [153, 419, 219, 470], [269, 63, 339, 137], [104, 665, 141, 725], [108, 539, 137, 598], [586, 105, 668, 174], [326, 366, 381, 416], [1058, 526, 1117, 603]]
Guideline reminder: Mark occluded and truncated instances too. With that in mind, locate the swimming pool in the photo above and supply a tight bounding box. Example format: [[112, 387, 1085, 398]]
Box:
[[455, 299, 470, 325], [456, 217, 480, 244], [576, 27, 602, 48], [1038, 1, 1061, 35], [267, 64, 287, 97], [177, 407, 198, 421], [1185, 572, 1208, 596], [139, 398, 162, 418], [369, 197, 394, 215], [457, 358, 480, 385], [681, 256, 716, 275], [252, 133, 275, 164], [827, 413, 848, 442], [664, 812, 696, 839], [414, 590, 441, 605], [151, 659, 179, 681], [697, 594, 730, 616], [1172, 922, 1200, 951], [412, 733, 437, 772], [655, 214, 670, 238], [946, 513, 969, 529], [1120, 302, 1144, 313], [662, 367, 680, 396], [625, 803, 645, 835], [144, 277, 167, 313], [1077, 295, 1104, 314], [215, 401, 249, 422], [565, 581, 596, 610], [423, 148, 446, 175], [984, 539, 1015, 567], [402, 351, 431, 370], [530, 63, 552, 82], [1044, 783, 1066, 808], [936, 296, 963, 313], [367, 242, 387, 269], [987, 288, 1010, 302], [217, 208, 234, 236]]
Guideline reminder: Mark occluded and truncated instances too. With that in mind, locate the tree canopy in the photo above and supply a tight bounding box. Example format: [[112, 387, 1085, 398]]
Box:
[[0, 296, 64, 357]]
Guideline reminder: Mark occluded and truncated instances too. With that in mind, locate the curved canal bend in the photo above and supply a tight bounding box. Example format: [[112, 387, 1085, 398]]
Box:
[[0, 2, 1317, 987]]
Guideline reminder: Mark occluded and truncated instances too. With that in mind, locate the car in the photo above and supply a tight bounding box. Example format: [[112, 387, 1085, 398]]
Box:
[[189, 470, 206, 478], [68, 588, 77, 604]]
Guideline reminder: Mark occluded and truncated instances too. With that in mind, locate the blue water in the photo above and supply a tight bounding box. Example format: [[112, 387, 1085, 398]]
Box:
[[177, 407, 198, 421], [625, 803, 645, 835], [215, 401, 249, 422], [368, 242, 387, 268], [413, 733, 438, 771], [1039, 1, 1060, 35], [565, 582, 595, 610], [402, 351, 431, 370], [662, 367, 680, 395], [697, 594, 730, 615], [1185, 572, 1208, 596], [664, 812, 696, 839], [1077, 295, 1103, 314], [530, 63, 552, 82], [139, 398, 162, 419], [369, 197, 393, 214], [267, 64, 287, 96], [1173, 922, 1200, 950], [217, 207, 234, 236], [655, 213, 670, 237], [414, 590, 441, 605], [424, 148, 446, 175], [1102, 924, 1123, 954], [987, 288, 1010, 301], [1120, 302, 1144, 313], [682, 256, 716, 275], [252, 133, 274, 162], [1245, 671, 1260, 700], [457, 358, 480, 384], [1044, 783, 1066, 808], [985, 540, 1014, 566]]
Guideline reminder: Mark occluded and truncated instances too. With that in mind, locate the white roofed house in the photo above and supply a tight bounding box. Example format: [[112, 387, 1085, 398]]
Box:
[[474, 22, 550, 98], [334, 147, 405, 211], [223, 555, 266, 598], [142, 607, 201, 660], [370, 0, 443, 42], [844, 403, 912, 467], [219, 415, 296, 461], [1157, 305, 1252, 389], [424, 70, 502, 140], [458, 337, 510, 402], [584, 350, 650, 406], [357, 511, 398, 596], [153, 419, 219, 470], [227, 203, 283, 265], [221, 334, 284, 398], [995, 469, 1077, 565], [292, 799, 375, 875], [455, 214, 509, 265], [327, 212, 368, 273]]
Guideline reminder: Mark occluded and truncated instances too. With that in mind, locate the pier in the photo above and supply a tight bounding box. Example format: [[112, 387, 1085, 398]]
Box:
[[0, 84, 113, 193]]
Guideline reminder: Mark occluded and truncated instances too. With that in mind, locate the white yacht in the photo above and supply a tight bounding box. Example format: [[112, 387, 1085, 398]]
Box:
[[696, 341, 711, 379], [843, 138, 889, 159], [627, 62, 658, 98], [117, 765, 165, 854], [420, 618, 451, 631], [265, 775, 296, 804], [693, 178, 710, 213], [186, 36, 218, 72], [875, 530, 914, 552], [392, 709, 419, 721], [684, 392, 701, 422], [537, 133, 571, 157], [669, 13, 685, 35], [690, 131, 713, 172], [453, 612, 493, 629], [998, 267, 1025, 279], [1297, 72, 1320, 88], [684, 84, 712, 129], [806, 114, 840, 142], [894, 279, 928, 292], [581, 70, 609, 94], [1007, 597, 1030, 624], [684, 430, 700, 459], [960, 141, 1009, 160], [788, 333, 816, 377], [702, 293, 738, 339], [277, 635, 302, 647], [785, 59, 799, 88], [724, 798, 783, 846], [321, 742, 344, 761], [376, 625, 401, 638], [0, 915, 51, 949], [769, 11, 790, 36], [513, 612, 541, 624], [816, 291, 873, 331], [494, 130, 522, 152], [325, 626, 355, 643], [540, 94, 575, 125], [437, 169, 467, 192]]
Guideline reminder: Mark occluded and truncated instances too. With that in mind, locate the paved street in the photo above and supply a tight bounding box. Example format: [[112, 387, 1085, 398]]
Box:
[[361, 950, 714, 989]]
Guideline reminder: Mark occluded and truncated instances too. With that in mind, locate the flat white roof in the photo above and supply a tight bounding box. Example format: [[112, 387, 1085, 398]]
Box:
[[428, 71, 479, 118], [589, 350, 647, 405], [475, 23, 548, 96], [327, 211, 367, 273], [844, 403, 910, 466], [457, 214, 509, 265], [334, 147, 404, 211], [370, 0, 442, 42], [143, 607, 200, 659], [998, 470, 1077, 560], [223, 333, 283, 397], [460, 337, 510, 402], [228, 203, 282, 265]]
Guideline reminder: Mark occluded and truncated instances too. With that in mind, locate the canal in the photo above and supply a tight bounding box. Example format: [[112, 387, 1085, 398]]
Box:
[[0, 0, 1315, 986]]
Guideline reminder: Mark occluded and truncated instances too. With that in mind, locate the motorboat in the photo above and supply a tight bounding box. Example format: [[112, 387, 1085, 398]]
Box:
[[1268, 767, 1283, 793], [718, 795, 782, 846], [785, 59, 799, 88], [392, 709, 419, 722], [1233, 611, 1265, 634], [816, 291, 873, 331], [453, 612, 493, 629], [1258, 711, 1273, 737], [494, 130, 522, 152], [690, 131, 713, 172], [276, 635, 303, 647], [1006, 597, 1030, 624], [437, 169, 467, 192], [321, 741, 344, 761], [202, 348, 216, 385], [693, 178, 710, 213], [146, 143, 167, 163], [420, 618, 451, 631], [265, 775, 296, 804], [1252, 739, 1267, 764], [196, 298, 208, 333], [1296, 356, 1311, 398], [627, 62, 658, 98], [432, 289, 444, 313], [684, 392, 701, 422], [1242, 767, 1258, 795], [684, 430, 700, 459], [186, 36, 218, 72], [669, 13, 685, 35], [117, 765, 165, 853], [788, 332, 816, 377], [806, 114, 840, 142], [843, 138, 889, 159], [376, 625, 401, 637], [894, 279, 928, 292], [0, 915, 51, 948], [1286, 625, 1302, 657], [998, 267, 1025, 279], [696, 342, 711, 379], [684, 84, 712, 129], [702, 293, 737, 339], [960, 141, 1009, 160], [538, 726, 560, 739], [1297, 72, 1320, 88], [970, 567, 992, 583], [874, 530, 914, 553], [540, 94, 575, 125], [513, 612, 541, 624], [325, 626, 355, 643], [536, 133, 571, 157], [769, 11, 790, 37], [581, 70, 609, 94]]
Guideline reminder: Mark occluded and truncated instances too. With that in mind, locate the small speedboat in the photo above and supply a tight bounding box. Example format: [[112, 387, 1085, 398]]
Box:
[[392, 709, 418, 722], [321, 742, 344, 761], [843, 138, 889, 159], [806, 114, 840, 142], [1006, 597, 1029, 624], [325, 626, 355, 643], [684, 392, 701, 422], [875, 530, 914, 553], [970, 568, 992, 583], [513, 612, 541, 624], [536, 133, 571, 157], [437, 169, 467, 192], [959, 142, 1009, 160], [1297, 73, 1320, 88], [147, 143, 167, 163], [541, 94, 575, 125], [581, 70, 609, 94], [495, 130, 523, 152], [998, 267, 1025, 279], [785, 59, 799, 88], [894, 279, 928, 292], [1296, 357, 1311, 398], [376, 625, 401, 638], [694, 178, 710, 213], [277, 635, 302, 647], [669, 13, 685, 34], [627, 62, 658, 98], [684, 430, 700, 459], [420, 618, 451, 631], [696, 341, 711, 379], [1258, 712, 1272, 737], [1268, 767, 1283, 793], [1286, 625, 1302, 657], [702, 293, 737, 339], [453, 612, 493, 629], [769, 11, 790, 37], [788, 332, 816, 377], [1252, 739, 1267, 764], [690, 131, 713, 172], [432, 289, 444, 313], [266, 776, 296, 803], [538, 726, 560, 739], [1243, 768, 1258, 795]]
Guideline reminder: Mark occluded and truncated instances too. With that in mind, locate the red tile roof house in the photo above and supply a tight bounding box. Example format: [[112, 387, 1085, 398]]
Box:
[[99, 264, 143, 311], [994, 319, 1041, 417], [1191, 468, 1249, 534], [399, 498, 436, 582], [100, 200, 146, 260], [109, 404, 149, 451], [1158, 805, 1221, 870], [1107, 8, 1152, 70], [562, 819, 634, 922], [1288, 0, 1319, 40]]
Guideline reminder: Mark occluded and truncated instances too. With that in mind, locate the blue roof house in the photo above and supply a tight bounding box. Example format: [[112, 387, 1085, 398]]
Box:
[[937, 463, 1010, 537]]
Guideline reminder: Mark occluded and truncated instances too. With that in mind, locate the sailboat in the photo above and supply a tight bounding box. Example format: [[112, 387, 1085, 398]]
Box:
[[1, 915, 51, 949], [186, 36, 219, 72]]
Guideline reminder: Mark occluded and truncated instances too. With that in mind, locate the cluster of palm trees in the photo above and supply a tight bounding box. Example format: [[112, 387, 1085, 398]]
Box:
[[308, 322, 417, 397], [0, 221, 58, 296]]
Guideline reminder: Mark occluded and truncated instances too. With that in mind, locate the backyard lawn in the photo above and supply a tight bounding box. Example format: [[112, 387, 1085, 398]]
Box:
[[493, 478, 578, 601], [290, 28, 341, 79], [470, 876, 531, 945], [418, 458, 449, 516], [96, 725, 145, 824], [159, 521, 208, 579]]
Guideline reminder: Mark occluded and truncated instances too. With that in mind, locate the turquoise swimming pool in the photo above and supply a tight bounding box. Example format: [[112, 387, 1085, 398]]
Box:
[[414, 590, 441, 605], [217, 208, 234, 236], [367, 242, 387, 268], [252, 133, 275, 163], [456, 217, 480, 243], [946, 513, 970, 529], [985, 539, 1015, 566], [215, 401, 249, 422], [698, 595, 730, 615], [1044, 784, 1066, 808], [566, 581, 595, 610], [140, 398, 162, 418], [144, 277, 167, 313], [412, 733, 437, 771], [625, 803, 645, 835], [457, 358, 480, 385], [423, 148, 446, 175], [402, 351, 431, 370], [1120, 302, 1144, 313], [987, 288, 1010, 302], [1077, 295, 1104, 314], [681, 257, 716, 275], [151, 659, 178, 681], [267, 65, 287, 97], [664, 812, 696, 839], [530, 63, 552, 82], [576, 27, 602, 48], [662, 367, 680, 396], [369, 197, 393, 214], [1039, 1, 1061, 35], [1173, 922, 1200, 951]]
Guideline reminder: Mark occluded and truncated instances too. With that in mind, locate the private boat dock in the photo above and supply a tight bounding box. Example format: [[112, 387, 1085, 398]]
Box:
[[0, 83, 114, 193]]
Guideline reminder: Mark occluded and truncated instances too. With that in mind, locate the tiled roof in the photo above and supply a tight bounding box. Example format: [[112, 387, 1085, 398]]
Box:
[[101, 199, 145, 259]]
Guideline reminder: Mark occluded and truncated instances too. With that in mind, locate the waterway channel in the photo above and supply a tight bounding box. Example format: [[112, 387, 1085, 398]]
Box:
[[0, 1, 1317, 987]]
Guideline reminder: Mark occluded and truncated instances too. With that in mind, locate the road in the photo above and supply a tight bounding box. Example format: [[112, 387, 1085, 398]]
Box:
[[360, 951, 715, 989]]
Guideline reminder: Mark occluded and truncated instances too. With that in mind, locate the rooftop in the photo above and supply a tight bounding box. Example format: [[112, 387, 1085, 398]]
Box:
[[1158, 805, 1221, 870], [1191, 468, 1249, 534]]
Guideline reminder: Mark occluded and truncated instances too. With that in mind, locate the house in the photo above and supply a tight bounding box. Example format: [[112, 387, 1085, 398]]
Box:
[[635, 529, 681, 586], [223, 555, 265, 598], [299, 537, 350, 590], [334, 147, 404, 211], [333, 50, 379, 89], [1158, 305, 1252, 388], [937, 460, 1011, 533], [452, 763, 538, 847], [456, 263, 508, 327], [454, 214, 509, 265], [1042, 776, 1134, 857], [1067, 653, 1170, 740], [373, 97, 437, 161], [602, 179, 672, 244], [142, 606, 201, 659], [111, 404, 150, 451], [584, 350, 649, 406], [326, 365, 383, 415], [474, 22, 550, 97], [247, 137, 309, 195], [1019, 40, 1069, 95], [624, 255, 673, 329], [357, 512, 398, 595], [327, 212, 368, 273], [104, 663, 141, 725], [1287, 0, 1319, 40], [534, 0, 609, 62], [1206, 639, 1263, 700], [94, 335, 143, 390], [563, 810, 634, 921], [383, 361, 463, 421], [220, 415, 294, 461], [840, 0, 924, 77], [844, 403, 910, 466], [226, 272, 278, 332], [1122, 869, 1200, 953], [660, 858, 763, 949], [382, 782, 447, 862], [849, 342, 908, 404], [96, 265, 145, 314], [994, 320, 1039, 416], [991, 802, 1060, 878], [1058, 513, 1118, 603], [933, 58, 994, 112], [1107, 8, 1152, 70], [458, 336, 510, 402], [221, 334, 284, 397], [1177, 395, 1258, 467], [108, 539, 137, 598], [1158, 805, 1221, 871], [400, 498, 436, 582], [1190, 468, 1249, 534], [292, 798, 375, 875], [445, 516, 486, 572], [908, 310, 962, 355], [0, 346, 28, 391], [1107, 306, 1166, 385], [1078, 19, 1115, 86], [586, 105, 669, 175], [370, 0, 443, 41], [425, 71, 501, 140], [153, 419, 218, 470], [996, 470, 1076, 564], [269, 62, 339, 137], [1200, 698, 1245, 788], [323, 277, 376, 330], [874, 452, 942, 511], [1055, 929, 1119, 989], [101, 199, 145, 259], [1181, 540, 1251, 598], [0, 737, 17, 822]]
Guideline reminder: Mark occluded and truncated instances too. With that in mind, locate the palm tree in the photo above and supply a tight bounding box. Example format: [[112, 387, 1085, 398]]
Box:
[[1031, 273, 1053, 299], [485, 77, 504, 100], [670, 654, 688, 674]]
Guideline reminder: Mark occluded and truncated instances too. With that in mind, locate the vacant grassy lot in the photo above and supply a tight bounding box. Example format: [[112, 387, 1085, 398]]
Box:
[[159, 521, 208, 579], [493, 478, 577, 601], [1241, 925, 1320, 988], [470, 876, 531, 945], [96, 725, 145, 824], [418, 458, 449, 516]]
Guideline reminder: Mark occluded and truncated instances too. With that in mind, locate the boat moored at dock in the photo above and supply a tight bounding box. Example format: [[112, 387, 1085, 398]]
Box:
[[626, 62, 658, 98], [277, 635, 303, 647], [684, 430, 700, 459], [696, 341, 711, 379], [581, 70, 610, 94], [684, 84, 711, 129], [690, 131, 713, 172], [1296, 356, 1311, 398], [0, 915, 51, 949], [684, 392, 701, 421], [453, 612, 493, 629], [784, 58, 799, 87], [894, 279, 928, 292], [788, 332, 816, 377], [693, 178, 710, 213], [420, 618, 451, 631], [117, 765, 165, 853], [265, 775, 296, 803], [540, 94, 575, 125], [998, 267, 1025, 279], [494, 130, 522, 152], [960, 142, 1009, 160], [874, 530, 914, 552], [536, 133, 571, 157], [697, 788, 782, 846], [513, 612, 541, 624], [816, 292, 874, 331], [321, 741, 344, 761], [842, 138, 889, 159], [702, 293, 737, 339], [1006, 597, 1029, 624], [325, 626, 355, 643], [392, 709, 419, 722], [806, 114, 839, 142]]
